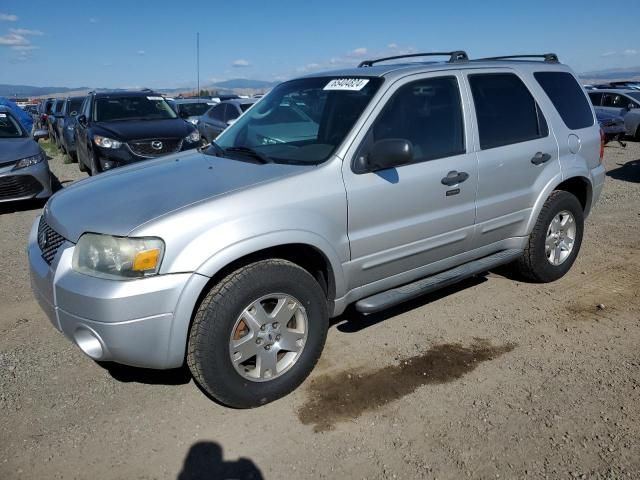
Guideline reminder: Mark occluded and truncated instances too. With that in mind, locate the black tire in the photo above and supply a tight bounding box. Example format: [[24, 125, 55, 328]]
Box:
[[88, 149, 100, 176], [515, 190, 584, 283], [78, 152, 88, 172], [187, 259, 329, 408], [635, 125, 640, 142]]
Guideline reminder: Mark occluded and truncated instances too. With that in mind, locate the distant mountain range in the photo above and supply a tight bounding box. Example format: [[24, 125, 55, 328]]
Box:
[[0, 78, 279, 98], [3, 66, 639, 99]]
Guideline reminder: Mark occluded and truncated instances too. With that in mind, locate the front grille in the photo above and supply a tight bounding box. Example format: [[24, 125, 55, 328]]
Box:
[[37, 217, 66, 265], [127, 138, 182, 157], [0, 175, 43, 200]]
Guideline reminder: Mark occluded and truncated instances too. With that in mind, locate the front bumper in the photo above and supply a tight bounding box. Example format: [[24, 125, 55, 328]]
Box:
[[28, 217, 209, 369], [0, 158, 52, 203]]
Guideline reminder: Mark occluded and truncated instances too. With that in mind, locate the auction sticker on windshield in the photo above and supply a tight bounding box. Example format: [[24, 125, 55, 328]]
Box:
[[324, 78, 370, 91], [146, 96, 164, 101]]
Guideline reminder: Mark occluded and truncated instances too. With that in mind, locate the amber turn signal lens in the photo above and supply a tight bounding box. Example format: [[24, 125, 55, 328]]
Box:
[[132, 249, 161, 272]]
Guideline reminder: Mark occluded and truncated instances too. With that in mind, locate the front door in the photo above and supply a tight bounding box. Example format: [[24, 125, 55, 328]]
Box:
[[342, 73, 478, 290]]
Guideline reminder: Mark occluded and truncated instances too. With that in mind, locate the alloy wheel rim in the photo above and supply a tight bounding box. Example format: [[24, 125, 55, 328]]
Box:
[[545, 210, 576, 266], [229, 293, 308, 382]]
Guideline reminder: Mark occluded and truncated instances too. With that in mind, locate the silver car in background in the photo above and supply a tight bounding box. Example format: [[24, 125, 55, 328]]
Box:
[[0, 106, 51, 203], [588, 89, 640, 140], [197, 98, 257, 145], [29, 52, 605, 408]]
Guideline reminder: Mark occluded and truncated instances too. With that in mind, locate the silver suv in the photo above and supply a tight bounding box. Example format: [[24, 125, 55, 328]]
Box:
[[29, 51, 605, 408]]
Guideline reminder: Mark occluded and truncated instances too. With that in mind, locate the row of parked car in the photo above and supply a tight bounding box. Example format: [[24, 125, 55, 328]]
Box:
[[32, 91, 259, 175]]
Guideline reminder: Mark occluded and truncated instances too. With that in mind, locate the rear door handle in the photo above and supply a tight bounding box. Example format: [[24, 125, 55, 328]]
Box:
[[531, 152, 552, 165], [441, 170, 469, 186]]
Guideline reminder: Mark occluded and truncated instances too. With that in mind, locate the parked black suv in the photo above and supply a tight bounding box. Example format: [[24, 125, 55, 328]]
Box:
[[76, 90, 200, 175]]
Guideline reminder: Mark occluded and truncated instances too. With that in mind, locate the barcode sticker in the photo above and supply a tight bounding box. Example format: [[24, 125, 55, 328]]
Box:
[[324, 78, 370, 91]]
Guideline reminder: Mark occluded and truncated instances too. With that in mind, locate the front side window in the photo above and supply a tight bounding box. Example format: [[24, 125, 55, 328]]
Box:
[[209, 104, 226, 121], [212, 77, 383, 165], [603, 94, 632, 108], [68, 98, 84, 116], [178, 102, 212, 117], [534, 71, 594, 129], [360, 76, 465, 164], [93, 96, 177, 122], [225, 105, 240, 122], [588, 92, 603, 106], [53, 100, 64, 114], [0, 112, 24, 138], [469, 73, 548, 150]]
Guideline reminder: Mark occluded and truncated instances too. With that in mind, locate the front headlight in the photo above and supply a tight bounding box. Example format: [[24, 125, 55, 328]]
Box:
[[185, 130, 200, 143], [94, 135, 122, 149], [72, 233, 165, 280], [66, 125, 75, 131], [14, 152, 45, 169]]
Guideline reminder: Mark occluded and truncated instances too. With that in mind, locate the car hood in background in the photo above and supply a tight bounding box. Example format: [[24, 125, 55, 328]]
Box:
[[45, 151, 312, 242], [0, 138, 41, 166], [93, 118, 194, 141]]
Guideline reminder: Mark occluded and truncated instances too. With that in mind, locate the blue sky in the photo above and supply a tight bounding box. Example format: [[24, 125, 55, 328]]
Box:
[[1, 0, 639, 88]]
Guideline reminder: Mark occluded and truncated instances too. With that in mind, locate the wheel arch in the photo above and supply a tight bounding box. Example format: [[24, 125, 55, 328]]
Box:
[[525, 173, 593, 235]]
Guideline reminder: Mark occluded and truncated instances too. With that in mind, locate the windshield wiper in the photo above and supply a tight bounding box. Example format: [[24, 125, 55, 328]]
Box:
[[206, 141, 225, 157], [224, 146, 272, 164]]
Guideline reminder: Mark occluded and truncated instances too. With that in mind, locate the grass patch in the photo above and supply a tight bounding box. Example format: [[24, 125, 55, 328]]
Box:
[[39, 138, 59, 159]]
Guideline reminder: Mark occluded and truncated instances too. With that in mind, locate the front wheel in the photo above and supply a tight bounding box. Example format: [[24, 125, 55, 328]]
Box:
[[187, 259, 329, 408], [515, 190, 584, 282]]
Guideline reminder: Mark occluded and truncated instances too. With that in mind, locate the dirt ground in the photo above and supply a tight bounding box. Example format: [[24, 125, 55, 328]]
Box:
[[1, 140, 639, 480]]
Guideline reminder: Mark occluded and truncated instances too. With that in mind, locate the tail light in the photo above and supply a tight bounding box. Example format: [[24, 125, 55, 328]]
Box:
[[599, 128, 605, 163]]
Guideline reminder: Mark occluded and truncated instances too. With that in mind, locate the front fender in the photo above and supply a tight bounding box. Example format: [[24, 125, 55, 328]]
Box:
[[195, 230, 347, 300]]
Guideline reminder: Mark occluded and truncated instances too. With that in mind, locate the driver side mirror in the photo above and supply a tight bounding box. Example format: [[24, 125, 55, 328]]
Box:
[[32, 129, 49, 142], [354, 138, 414, 173], [77, 114, 87, 126], [179, 110, 189, 119], [226, 118, 237, 127], [628, 103, 636, 111]]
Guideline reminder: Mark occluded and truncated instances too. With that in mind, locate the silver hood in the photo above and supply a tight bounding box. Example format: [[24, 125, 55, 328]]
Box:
[[45, 151, 311, 242]]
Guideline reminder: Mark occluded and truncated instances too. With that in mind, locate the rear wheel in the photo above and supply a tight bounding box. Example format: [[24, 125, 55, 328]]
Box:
[[187, 259, 329, 408], [515, 190, 584, 282]]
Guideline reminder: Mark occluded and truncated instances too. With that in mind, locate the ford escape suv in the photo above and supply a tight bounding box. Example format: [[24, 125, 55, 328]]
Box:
[[29, 51, 605, 408], [75, 90, 200, 175]]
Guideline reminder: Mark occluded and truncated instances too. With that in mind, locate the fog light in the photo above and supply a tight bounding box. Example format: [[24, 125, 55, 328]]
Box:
[[74, 327, 104, 360], [102, 160, 114, 170]]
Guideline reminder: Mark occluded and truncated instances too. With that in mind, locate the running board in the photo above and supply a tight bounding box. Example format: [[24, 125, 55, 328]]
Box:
[[355, 249, 523, 314]]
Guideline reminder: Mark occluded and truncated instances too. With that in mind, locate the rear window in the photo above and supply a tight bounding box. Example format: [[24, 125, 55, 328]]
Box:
[[469, 73, 548, 150], [534, 72, 594, 130], [177, 102, 211, 117]]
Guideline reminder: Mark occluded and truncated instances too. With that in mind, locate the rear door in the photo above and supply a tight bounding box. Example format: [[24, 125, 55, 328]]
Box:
[[465, 70, 559, 246], [201, 104, 227, 139], [342, 72, 478, 289]]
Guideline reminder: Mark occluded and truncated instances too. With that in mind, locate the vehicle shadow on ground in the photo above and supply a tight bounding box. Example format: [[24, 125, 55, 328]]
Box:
[[99, 362, 192, 385], [607, 158, 640, 183], [177, 441, 264, 480], [331, 275, 488, 333]]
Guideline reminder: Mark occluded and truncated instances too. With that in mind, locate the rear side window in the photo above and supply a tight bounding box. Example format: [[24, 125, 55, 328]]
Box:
[[534, 72, 594, 130], [469, 73, 548, 150]]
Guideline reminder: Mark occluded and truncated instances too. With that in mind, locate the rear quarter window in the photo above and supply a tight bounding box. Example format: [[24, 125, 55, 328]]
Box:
[[534, 72, 594, 130]]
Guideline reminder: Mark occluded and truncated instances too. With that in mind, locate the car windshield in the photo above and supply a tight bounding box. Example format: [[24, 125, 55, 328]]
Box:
[[0, 112, 24, 138], [94, 96, 178, 122], [627, 92, 640, 102], [178, 102, 212, 117], [67, 98, 84, 116], [53, 101, 64, 113], [211, 77, 383, 164]]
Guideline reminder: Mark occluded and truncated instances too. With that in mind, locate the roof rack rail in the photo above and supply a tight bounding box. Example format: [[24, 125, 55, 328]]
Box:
[[478, 53, 559, 63], [358, 51, 468, 68]]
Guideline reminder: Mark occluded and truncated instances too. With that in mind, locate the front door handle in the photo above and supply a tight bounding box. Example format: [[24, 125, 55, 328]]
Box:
[[441, 170, 469, 186], [531, 152, 552, 165]]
